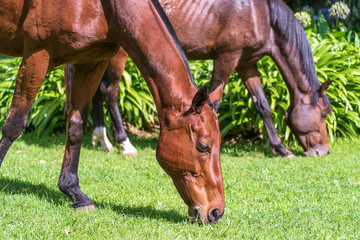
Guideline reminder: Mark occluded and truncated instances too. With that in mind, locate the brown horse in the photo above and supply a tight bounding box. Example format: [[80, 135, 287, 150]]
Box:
[[0, 0, 225, 223], [81, 0, 332, 157]]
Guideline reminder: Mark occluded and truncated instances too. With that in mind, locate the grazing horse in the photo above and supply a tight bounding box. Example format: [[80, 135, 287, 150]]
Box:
[[0, 0, 225, 224], [82, 0, 332, 157]]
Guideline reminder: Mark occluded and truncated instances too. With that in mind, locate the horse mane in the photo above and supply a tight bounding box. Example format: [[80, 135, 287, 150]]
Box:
[[150, 0, 198, 90], [268, 0, 331, 111]]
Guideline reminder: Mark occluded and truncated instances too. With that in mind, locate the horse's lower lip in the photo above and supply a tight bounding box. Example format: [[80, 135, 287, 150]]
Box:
[[303, 150, 316, 157], [191, 208, 199, 223], [303, 148, 329, 157]]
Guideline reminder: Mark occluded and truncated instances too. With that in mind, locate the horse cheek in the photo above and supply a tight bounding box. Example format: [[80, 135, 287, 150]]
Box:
[[156, 129, 199, 175]]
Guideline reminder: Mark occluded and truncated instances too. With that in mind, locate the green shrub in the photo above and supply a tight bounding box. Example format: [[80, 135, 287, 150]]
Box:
[[311, 31, 360, 141], [0, 58, 67, 137], [0, 57, 157, 137], [1, 31, 359, 145], [116, 59, 157, 131]]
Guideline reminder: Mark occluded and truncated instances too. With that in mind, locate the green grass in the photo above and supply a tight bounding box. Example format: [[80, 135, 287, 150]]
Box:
[[0, 133, 360, 239]]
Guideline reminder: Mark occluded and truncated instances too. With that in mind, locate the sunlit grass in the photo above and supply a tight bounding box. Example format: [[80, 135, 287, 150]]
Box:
[[0, 133, 360, 239]]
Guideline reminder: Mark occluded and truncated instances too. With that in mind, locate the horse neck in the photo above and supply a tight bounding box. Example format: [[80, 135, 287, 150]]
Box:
[[270, 39, 312, 105], [267, 0, 320, 107], [107, 0, 198, 114]]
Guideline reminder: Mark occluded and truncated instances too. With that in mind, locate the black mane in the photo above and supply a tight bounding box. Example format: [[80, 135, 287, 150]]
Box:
[[268, 0, 331, 111], [150, 0, 198, 90]]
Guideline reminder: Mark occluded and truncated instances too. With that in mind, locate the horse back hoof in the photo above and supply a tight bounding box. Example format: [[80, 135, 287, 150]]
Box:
[[76, 204, 96, 211], [284, 151, 295, 158], [100, 146, 115, 153]]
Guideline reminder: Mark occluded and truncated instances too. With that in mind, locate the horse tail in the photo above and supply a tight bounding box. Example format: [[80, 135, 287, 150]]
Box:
[[63, 64, 74, 115], [267, 0, 330, 110]]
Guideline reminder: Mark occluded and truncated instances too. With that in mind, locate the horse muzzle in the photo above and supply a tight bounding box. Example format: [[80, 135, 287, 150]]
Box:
[[303, 145, 330, 157], [189, 206, 224, 224]]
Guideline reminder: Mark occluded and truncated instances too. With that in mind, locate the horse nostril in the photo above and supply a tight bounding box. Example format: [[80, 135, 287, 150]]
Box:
[[209, 208, 221, 224]]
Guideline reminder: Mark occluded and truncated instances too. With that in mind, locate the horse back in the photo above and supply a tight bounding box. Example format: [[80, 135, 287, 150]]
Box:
[[160, 0, 272, 60], [0, 0, 118, 63]]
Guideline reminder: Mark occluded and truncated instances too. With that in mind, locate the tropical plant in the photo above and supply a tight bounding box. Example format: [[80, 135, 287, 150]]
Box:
[[116, 59, 157, 131], [310, 30, 360, 141], [0, 57, 67, 137], [0, 56, 157, 138], [1, 30, 360, 146]]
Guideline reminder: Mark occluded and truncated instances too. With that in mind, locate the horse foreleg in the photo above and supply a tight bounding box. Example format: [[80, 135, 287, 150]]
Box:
[[236, 66, 294, 157], [102, 50, 138, 156], [58, 61, 108, 210], [91, 86, 115, 152], [0, 50, 50, 166], [103, 79, 138, 156], [209, 54, 240, 111]]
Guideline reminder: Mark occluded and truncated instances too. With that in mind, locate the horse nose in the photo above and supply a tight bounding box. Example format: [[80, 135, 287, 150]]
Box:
[[208, 208, 222, 224]]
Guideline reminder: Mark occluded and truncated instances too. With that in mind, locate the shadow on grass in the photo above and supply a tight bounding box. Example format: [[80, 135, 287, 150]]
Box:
[[0, 177, 67, 206], [0, 176, 186, 223], [96, 201, 186, 223]]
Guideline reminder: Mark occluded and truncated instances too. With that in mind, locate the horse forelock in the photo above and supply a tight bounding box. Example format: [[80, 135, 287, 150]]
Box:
[[268, 0, 330, 110], [149, 0, 198, 91]]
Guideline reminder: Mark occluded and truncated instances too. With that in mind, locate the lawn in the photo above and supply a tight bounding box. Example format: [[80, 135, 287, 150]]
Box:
[[0, 133, 360, 239]]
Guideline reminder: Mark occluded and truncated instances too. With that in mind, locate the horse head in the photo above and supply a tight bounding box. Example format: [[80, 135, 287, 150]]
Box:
[[286, 81, 332, 156], [156, 85, 224, 224]]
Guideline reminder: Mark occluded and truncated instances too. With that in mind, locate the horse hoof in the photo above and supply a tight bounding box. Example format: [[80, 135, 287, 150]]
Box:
[[100, 146, 115, 153], [77, 204, 96, 211], [119, 138, 138, 157], [92, 127, 114, 152]]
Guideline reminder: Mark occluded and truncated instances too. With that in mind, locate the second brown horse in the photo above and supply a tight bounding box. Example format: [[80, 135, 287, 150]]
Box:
[[80, 0, 332, 157]]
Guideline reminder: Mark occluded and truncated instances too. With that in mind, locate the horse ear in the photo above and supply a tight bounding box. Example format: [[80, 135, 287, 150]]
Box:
[[191, 86, 209, 113], [209, 83, 224, 106], [318, 80, 332, 97]]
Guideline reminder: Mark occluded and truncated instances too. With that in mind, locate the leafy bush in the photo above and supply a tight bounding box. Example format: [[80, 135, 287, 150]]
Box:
[[0, 57, 67, 137], [0, 57, 19, 126], [116, 59, 157, 131], [1, 30, 359, 145], [0, 57, 157, 137], [311, 31, 360, 141]]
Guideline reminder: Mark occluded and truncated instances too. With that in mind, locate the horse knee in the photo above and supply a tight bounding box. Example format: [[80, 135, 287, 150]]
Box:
[[253, 97, 272, 118], [68, 112, 85, 146], [2, 114, 27, 141]]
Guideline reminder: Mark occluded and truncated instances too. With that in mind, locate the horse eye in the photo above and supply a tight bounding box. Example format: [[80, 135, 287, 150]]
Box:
[[321, 112, 327, 119], [196, 141, 211, 153]]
